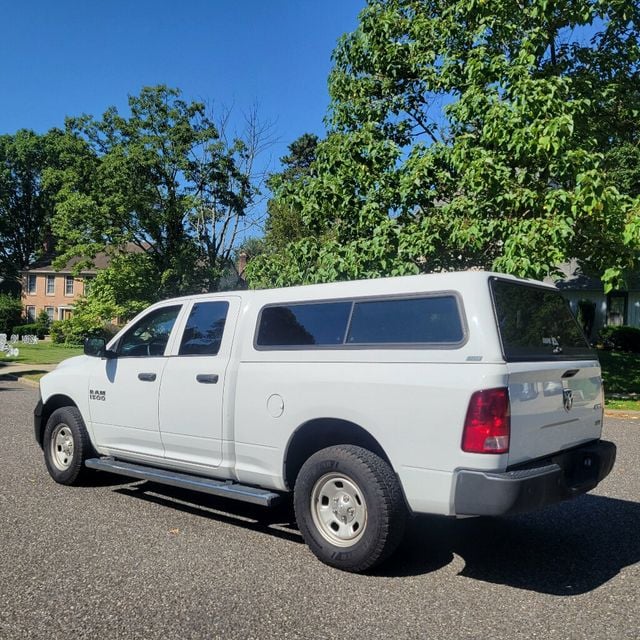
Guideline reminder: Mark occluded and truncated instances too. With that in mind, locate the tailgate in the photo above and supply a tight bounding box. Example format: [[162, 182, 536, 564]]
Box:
[[507, 360, 604, 465]]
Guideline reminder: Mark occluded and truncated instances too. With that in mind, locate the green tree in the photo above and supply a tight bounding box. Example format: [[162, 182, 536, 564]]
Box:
[[51, 253, 159, 343], [35, 309, 51, 335], [52, 85, 268, 298], [0, 293, 22, 334], [50, 250, 168, 343], [247, 0, 640, 290], [263, 134, 320, 252], [605, 143, 640, 198], [0, 130, 59, 290]]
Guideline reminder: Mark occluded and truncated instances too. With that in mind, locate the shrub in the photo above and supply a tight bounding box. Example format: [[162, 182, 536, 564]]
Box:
[[49, 320, 67, 344], [50, 319, 120, 345], [35, 309, 51, 335], [599, 325, 640, 353], [12, 323, 46, 339], [0, 294, 23, 335], [50, 320, 86, 345]]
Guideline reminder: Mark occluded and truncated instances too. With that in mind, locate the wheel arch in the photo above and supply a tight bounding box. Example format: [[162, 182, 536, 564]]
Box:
[[283, 417, 393, 491], [36, 394, 79, 448]]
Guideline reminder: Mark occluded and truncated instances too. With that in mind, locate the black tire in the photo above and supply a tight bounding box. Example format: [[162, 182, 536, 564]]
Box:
[[43, 406, 93, 485], [294, 445, 407, 572]]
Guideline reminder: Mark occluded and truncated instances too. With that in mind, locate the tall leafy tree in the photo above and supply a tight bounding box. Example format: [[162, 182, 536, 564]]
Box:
[[262, 133, 320, 252], [52, 85, 266, 298], [0, 130, 58, 290], [247, 0, 640, 290]]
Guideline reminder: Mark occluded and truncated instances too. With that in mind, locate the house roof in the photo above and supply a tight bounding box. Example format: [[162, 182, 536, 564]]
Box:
[[544, 261, 604, 292], [545, 260, 640, 292], [21, 243, 146, 275]]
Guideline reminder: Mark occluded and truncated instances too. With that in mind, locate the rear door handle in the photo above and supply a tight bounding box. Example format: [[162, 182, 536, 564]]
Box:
[[196, 374, 219, 384], [138, 372, 157, 382]]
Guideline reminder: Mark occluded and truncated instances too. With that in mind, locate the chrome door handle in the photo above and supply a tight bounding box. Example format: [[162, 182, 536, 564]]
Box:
[[196, 374, 219, 384], [138, 372, 157, 382]]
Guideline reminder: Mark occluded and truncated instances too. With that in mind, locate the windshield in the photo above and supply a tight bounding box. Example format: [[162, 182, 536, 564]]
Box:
[[490, 278, 595, 361]]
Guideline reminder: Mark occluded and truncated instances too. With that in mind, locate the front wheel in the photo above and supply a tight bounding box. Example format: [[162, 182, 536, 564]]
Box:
[[294, 445, 407, 572], [43, 406, 93, 485]]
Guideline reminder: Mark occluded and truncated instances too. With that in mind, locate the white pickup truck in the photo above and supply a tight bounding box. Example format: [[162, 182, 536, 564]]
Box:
[[35, 271, 616, 572]]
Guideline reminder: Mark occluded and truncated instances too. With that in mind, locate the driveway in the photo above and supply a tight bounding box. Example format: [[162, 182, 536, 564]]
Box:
[[0, 380, 638, 639]]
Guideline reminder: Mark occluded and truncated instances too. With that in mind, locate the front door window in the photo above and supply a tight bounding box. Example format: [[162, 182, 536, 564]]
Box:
[[117, 306, 182, 357]]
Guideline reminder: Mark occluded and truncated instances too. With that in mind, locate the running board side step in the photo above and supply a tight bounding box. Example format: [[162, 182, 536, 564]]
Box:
[[85, 457, 281, 507]]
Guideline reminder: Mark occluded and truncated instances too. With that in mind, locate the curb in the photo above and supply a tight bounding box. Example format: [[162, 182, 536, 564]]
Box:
[[0, 374, 40, 388], [604, 409, 640, 419]]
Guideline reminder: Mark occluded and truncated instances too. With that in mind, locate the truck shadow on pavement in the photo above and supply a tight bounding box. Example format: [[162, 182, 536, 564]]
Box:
[[114, 481, 639, 595], [115, 481, 303, 544], [387, 494, 640, 594]]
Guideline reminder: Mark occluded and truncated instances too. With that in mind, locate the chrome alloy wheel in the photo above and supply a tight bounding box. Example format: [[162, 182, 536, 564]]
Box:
[[50, 423, 74, 471], [310, 473, 368, 547]]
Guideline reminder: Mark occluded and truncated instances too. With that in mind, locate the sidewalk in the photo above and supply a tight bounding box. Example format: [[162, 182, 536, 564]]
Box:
[[0, 362, 56, 386]]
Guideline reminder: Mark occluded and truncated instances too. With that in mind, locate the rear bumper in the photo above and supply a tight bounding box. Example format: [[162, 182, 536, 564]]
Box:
[[453, 440, 616, 516]]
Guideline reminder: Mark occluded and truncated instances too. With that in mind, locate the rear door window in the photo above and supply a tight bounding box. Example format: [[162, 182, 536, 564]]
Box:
[[491, 278, 594, 361], [179, 301, 229, 356]]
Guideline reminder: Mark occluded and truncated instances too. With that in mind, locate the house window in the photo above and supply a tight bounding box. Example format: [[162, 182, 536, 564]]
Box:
[[46, 275, 55, 295], [45, 306, 55, 322], [27, 274, 37, 295], [26, 306, 36, 321], [65, 275, 74, 296]]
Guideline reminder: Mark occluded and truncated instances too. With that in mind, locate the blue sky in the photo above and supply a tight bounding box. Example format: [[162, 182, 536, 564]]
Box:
[[0, 1, 364, 167]]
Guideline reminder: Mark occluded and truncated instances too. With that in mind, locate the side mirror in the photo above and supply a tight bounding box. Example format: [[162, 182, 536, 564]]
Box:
[[83, 337, 115, 358], [84, 337, 105, 357]]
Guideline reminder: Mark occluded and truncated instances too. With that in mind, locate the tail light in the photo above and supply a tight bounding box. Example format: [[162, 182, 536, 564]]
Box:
[[461, 387, 510, 454]]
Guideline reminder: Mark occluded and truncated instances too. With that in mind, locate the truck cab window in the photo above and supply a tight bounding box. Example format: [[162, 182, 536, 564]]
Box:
[[179, 301, 229, 356], [117, 305, 182, 357]]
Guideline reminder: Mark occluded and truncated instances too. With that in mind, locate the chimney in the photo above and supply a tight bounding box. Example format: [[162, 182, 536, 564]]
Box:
[[42, 232, 55, 256], [237, 252, 249, 281]]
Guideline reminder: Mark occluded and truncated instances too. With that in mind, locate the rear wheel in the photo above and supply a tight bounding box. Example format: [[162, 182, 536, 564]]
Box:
[[294, 445, 407, 572], [43, 407, 93, 485]]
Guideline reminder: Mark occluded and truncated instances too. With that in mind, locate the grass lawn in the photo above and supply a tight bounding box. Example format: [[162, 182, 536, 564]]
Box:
[[0, 342, 83, 365], [597, 350, 640, 395], [22, 372, 46, 382], [587, 350, 640, 411], [605, 398, 640, 411]]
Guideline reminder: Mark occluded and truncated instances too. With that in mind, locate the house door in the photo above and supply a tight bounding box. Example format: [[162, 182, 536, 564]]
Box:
[[607, 292, 628, 326]]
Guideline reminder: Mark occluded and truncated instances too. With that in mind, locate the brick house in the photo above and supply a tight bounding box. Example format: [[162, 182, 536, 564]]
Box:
[[20, 252, 115, 323]]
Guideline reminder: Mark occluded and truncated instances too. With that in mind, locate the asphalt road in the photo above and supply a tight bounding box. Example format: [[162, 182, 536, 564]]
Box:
[[1, 380, 638, 640]]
